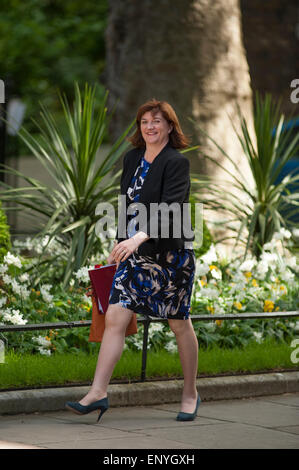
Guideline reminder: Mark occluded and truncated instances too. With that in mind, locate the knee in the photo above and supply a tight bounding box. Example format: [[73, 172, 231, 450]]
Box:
[[105, 305, 132, 333], [105, 311, 119, 331], [168, 319, 191, 336]]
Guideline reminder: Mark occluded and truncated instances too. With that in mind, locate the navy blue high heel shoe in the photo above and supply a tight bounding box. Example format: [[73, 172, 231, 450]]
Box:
[[176, 394, 201, 422], [65, 397, 109, 423]]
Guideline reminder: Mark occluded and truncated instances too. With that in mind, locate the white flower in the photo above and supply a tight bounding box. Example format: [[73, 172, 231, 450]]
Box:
[[255, 260, 269, 280], [3, 252, 22, 269], [75, 266, 92, 283], [2, 309, 27, 325], [37, 347, 51, 356], [274, 228, 292, 240], [149, 323, 164, 334], [231, 271, 246, 283], [229, 282, 245, 294], [0, 296, 7, 307], [286, 256, 297, 269], [279, 269, 295, 283], [19, 273, 29, 283], [19, 285, 30, 299], [11, 279, 21, 294], [261, 251, 278, 264], [2, 274, 12, 285], [165, 341, 178, 353], [213, 303, 225, 315], [0, 264, 8, 275], [200, 244, 217, 264], [199, 286, 219, 299], [211, 267, 222, 280], [82, 293, 92, 306], [195, 261, 210, 277], [239, 258, 256, 272], [253, 331, 263, 343], [225, 299, 234, 309], [292, 228, 299, 239], [33, 335, 51, 348], [40, 284, 53, 303], [263, 240, 276, 251], [234, 292, 246, 303]]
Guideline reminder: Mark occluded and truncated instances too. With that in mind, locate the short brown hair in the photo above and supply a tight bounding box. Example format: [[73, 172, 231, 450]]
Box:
[[127, 98, 190, 149]]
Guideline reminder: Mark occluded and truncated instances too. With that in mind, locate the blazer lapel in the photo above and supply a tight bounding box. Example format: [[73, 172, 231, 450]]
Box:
[[121, 149, 143, 193], [121, 142, 172, 198], [138, 142, 172, 201]]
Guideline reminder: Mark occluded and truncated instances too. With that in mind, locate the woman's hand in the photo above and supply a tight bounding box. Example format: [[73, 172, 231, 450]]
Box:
[[109, 232, 150, 268], [111, 238, 139, 266]]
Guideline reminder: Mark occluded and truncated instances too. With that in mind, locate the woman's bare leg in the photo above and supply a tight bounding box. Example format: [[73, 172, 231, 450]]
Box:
[[79, 304, 134, 406], [168, 318, 199, 413]]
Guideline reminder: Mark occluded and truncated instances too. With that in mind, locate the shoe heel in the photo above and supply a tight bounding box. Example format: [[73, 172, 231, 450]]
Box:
[[97, 406, 108, 423]]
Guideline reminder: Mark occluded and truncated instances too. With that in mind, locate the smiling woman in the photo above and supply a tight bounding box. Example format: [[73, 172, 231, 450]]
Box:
[[129, 99, 190, 150], [66, 99, 201, 423], [140, 111, 173, 160]]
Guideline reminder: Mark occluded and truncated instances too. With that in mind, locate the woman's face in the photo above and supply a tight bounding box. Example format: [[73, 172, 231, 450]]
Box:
[[140, 111, 173, 146]]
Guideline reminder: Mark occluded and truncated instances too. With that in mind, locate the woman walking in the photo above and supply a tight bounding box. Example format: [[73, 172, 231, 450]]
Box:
[[66, 99, 200, 422]]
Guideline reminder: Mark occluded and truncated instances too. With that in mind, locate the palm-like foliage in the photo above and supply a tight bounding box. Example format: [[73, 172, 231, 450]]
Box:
[[191, 93, 299, 259], [0, 83, 135, 285]]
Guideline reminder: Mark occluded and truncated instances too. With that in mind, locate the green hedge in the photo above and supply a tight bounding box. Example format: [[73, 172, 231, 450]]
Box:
[[0, 201, 11, 262]]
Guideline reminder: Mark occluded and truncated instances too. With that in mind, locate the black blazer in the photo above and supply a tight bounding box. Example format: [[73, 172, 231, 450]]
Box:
[[116, 141, 194, 256]]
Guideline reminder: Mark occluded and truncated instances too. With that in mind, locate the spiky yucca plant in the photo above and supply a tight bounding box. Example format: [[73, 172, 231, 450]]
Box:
[[192, 93, 299, 259], [0, 83, 135, 286]]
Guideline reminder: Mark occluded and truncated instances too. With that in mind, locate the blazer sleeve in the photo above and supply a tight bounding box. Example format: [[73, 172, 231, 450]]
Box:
[[160, 156, 190, 204], [141, 156, 190, 240]]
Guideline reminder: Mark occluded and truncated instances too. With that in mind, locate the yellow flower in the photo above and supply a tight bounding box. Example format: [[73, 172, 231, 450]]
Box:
[[207, 305, 215, 314], [244, 271, 252, 279], [36, 291, 40, 296], [252, 279, 258, 287], [67, 299, 72, 305], [275, 306, 280, 311], [45, 336, 51, 342], [209, 265, 218, 271], [215, 319, 223, 327], [279, 285, 287, 295], [82, 304, 91, 312], [200, 278, 207, 287], [234, 301, 242, 310], [264, 300, 275, 312]]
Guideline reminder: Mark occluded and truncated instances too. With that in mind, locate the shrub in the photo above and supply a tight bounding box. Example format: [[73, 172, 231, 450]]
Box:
[[0, 200, 11, 262]]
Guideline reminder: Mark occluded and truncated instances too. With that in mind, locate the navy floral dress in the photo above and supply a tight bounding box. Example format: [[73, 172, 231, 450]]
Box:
[[109, 155, 195, 320]]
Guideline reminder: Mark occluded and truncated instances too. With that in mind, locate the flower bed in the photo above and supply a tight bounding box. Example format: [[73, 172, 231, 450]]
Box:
[[0, 230, 298, 356]]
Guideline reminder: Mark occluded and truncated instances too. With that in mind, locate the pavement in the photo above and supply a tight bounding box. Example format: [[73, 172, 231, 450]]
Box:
[[0, 371, 298, 449]]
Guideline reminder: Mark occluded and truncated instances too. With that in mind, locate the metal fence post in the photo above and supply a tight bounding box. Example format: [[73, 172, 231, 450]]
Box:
[[141, 318, 151, 382]]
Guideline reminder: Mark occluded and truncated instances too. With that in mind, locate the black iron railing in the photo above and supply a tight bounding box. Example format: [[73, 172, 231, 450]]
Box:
[[0, 311, 298, 381]]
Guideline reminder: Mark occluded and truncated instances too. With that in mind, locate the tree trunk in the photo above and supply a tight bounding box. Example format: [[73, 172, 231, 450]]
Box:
[[104, 0, 254, 253]]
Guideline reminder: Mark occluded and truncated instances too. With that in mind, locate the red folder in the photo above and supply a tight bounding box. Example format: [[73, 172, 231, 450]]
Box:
[[88, 264, 117, 314]]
